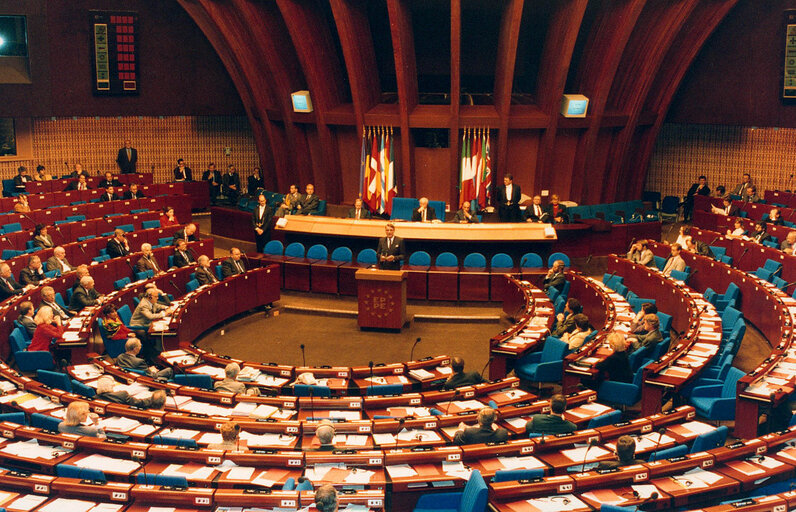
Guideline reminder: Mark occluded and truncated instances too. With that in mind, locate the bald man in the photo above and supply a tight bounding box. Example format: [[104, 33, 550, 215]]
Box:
[[411, 197, 437, 222]]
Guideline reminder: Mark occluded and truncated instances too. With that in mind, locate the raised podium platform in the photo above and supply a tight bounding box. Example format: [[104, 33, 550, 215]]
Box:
[[355, 269, 410, 331]]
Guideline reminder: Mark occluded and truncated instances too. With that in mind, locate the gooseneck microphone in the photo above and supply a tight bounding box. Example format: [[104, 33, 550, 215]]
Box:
[[444, 389, 459, 416], [300, 344, 306, 367], [480, 357, 494, 380], [580, 438, 597, 473], [409, 338, 421, 361], [651, 427, 667, 459]]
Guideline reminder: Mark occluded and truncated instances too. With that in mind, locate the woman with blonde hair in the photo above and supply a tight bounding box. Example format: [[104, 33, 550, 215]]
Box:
[[594, 332, 633, 383], [27, 306, 65, 353], [58, 400, 105, 437]]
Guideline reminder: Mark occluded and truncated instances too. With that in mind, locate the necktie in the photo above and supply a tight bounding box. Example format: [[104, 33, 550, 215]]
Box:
[[182, 251, 188, 262], [535, 205, 541, 217], [127, 149, 131, 160], [388, 238, 393, 248], [149, 257, 158, 272], [356, 209, 360, 220], [422, 210, 426, 222], [236, 261, 243, 273], [50, 301, 65, 318]]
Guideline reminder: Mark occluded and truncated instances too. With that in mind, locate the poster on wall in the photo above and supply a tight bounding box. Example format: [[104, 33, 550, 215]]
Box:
[[89, 10, 138, 95]]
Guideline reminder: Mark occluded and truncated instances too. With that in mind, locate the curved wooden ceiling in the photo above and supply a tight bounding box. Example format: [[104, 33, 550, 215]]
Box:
[[177, 0, 738, 206]]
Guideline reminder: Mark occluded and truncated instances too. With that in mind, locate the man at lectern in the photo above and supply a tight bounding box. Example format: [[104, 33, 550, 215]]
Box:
[[376, 223, 405, 270]]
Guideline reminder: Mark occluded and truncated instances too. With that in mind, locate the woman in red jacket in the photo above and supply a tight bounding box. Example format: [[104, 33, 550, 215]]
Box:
[[28, 305, 65, 352]]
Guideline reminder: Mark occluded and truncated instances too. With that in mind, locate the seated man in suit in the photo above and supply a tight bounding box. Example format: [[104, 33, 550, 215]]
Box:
[[172, 223, 197, 245], [544, 194, 569, 224], [13, 165, 29, 193], [525, 195, 548, 223], [173, 239, 195, 268], [452, 200, 479, 223], [552, 298, 582, 338], [746, 185, 762, 203], [41, 286, 70, 321], [106, 229, 130, 258], [661, 243, 686, 276], [0, 263, 31, 302], [95, 376, 167, 409], [69, 276, 101, 312], [543, 260, 566, 293], [32, 224, 54, 249], [411, 197, 437, 222], [275, 184, 302, 218], [19, 255, 46, 286], [115, 338, 173, 379], [122, 183, 145, 200], [17, 301, 37, 338], [453, 407, 509, 445], [782, 231, 796, 254], [98, 171, 122, 189], [214, 363, 246, 394], [710, 196, 739, 216], [769, 207, 786, 226], [597, 435, 644, 469], [100, 186, 120, 202], [71, 265, 90, 291], [296, 183, 320, 215], [525, 394, 577, 435], [685, 236, 712, 258], [376, 223, 405, 270], [221, 247, 247, 278], [314, 485, 338, 512], [628, 314, 664, 351], [347, 198, 372, 220], [173, 158, 193, 182], [64, 174, 90, 191], [443, 356, 484, 390], [308, 420, 336, 451], [136, 243, 162, 274], [130, 286, 174, 361], [195, 255, 219, 285], [749, 221, 771, 244]]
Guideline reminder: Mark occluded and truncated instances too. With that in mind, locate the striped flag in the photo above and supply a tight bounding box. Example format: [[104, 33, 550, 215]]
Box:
[[359, 126, 398, 215]]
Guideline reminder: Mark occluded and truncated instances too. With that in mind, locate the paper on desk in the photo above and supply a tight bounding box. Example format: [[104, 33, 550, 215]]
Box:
[[62, 332, 83, 342], [227, 467, 255, 480], [372, 433, 396, 445], [437, 366, 453, 375], [192, 365, 226, 378], [1, 439, 67, 460], [88, 504, 123, 512], [129, 424, 157, 436], [38, 499, 96, 512], [147, 508, 176, 512], [504, 417, 528, 429], [561, 445, 610, 462], [329, 410, 360, 420], [255, 374, 289, 387], [71, 364, 103, 380], [684, 468, 722, 486], [386, 464, 417, 478], [728, 460, 765, 476], [344, 469, 374, 484], [305, 463, 345, 481], [160, 428, 200, 439], [525, 494, 585, 511], [198, 433, 222, 445], [409, 369, 434, 380], [7, 494, 47, 511], [680, 421, 715, 436], [497, 455, 544, 470], [98, 416, 140, 432], [345, 434, 369, 447], [74, 454, 139, 474], [395, 429, 440, 442]]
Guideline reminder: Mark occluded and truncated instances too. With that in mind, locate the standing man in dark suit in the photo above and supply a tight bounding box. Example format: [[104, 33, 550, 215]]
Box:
[[116, 139, 137, 174], [496, 174, 522, 222], [347, 198, 372, 220], [296, 184, 320, 215], [411, 197, 437, 222], [106, 229, 130, 258], [252, 194, 274, 253], [0, 263, 29, 302], [122, 183, 145, 200], [172, 240, 194, 268], [173, 159, 193, 182], [376, 223, 405, 270], [202, 163, 222, 204], [99, 186, 120, 202], [221, 247, 246, 278], [222, 165, 241, 204], [195, 255, 219, 285]]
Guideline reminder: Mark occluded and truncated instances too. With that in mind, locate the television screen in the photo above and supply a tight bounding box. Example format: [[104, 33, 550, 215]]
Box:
[[568, 100, 588, 116], [561, 94, 589, 118], [291, 91, 313, 113]]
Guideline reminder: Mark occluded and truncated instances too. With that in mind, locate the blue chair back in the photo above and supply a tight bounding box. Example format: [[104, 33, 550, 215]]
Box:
[[2, 222, 22, 234], [117, 304, 133, 324], [0, 412, 26, 425], [71, 379, 96, 399], [284, 242, 305, 258], [520, 252, 543, 269], [691, 425, 729, 453], [357, 249, 378, 265], [264, 240, 283, 255], [9, 328, 28, 352], [186, 279, 200, 292], [490, 253, 513, 269], [330, 246, 352, 263], [657, 312, 672, 334], [306, 244, 328, 260], [648, 444, 688, 462], [37, 370, 72, 392], [547, 252, 570, 267], [408, 251, 431, 267], [56, 464, 107, 482], [435, 252, 458, 268], [136, 473, 189, 487], [293, 384, 332, 397], [491, 468, 544, 482], [173, 374, 213, 390], [67, 215, 86, 222], [389, 197, 418, 220], [586, 410, 622, 429], [366, 384, 404, 396], [114, 224, 134, 233], [540, 336, 568, 363], [669, 269, 689, 282], [602, 273, 624, 290], [709, 246, 726, 259], [459, 470, 488, 512], [462, 253, 486, 269], [114, 277, 131, 290], [152, 435, 199, 448], [31, 413, 61, 432], [142, 220, 161, 230]]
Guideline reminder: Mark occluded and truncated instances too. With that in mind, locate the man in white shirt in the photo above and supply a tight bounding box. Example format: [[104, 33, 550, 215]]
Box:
[[662, 243, 687, 276], [46, 246, 74, 274], [525, 195, 547, 222], [411, 197, 437, 222]]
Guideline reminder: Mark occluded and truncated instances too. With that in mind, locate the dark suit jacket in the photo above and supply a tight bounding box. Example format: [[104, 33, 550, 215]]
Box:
[[19, 315, 36, 337], [453, 424, 509, 445], [552, 312, 577, 337], [19, 267, 45, 286], [411, 207, 437, 222], [106, 238, 129, 258], [13, 175, 28, 192], [96, 390, 149, 408], [252, 204, 274, 231], [99, 192, 120, 202], [442, 371, 483, 390], [98, 179, 122, 188], [596, 458, 645, 470], [222, 172, 241, 194], [173, 167, 193, 182], [525, 414, 577, 435], [496, 184, 522, 207], [64, 181, 90, 191], [116, 147, 138, 173], [171, 229, 197, 246], [42, 299, 70, 320], [297, 194, 320, 215], [69, 285, 100, 311], [136, 255, 160, 273], [543, 271, 566, 293], [525, 203, 548, 222], [173, 249, 194, 268], [751, 230, 772, 244], [544, 203, 569, 224], [221, 257, 246, 278], [452, 209, 478, 223], [32, 234, 54, 249], [195, 266, 218, 285], [376, 236, 406, 270], [595, 351, 632, 383], [122, 190, 145, 200], [347, 208, 372, 220], [0, 276, 24, 302]]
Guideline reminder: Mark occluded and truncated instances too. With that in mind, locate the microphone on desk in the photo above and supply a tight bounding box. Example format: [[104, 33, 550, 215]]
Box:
[[368, 361, 374, 393], [410, 337, 421, 361], [737, 247, 750, 264], [638, 492, 660, 510], [125, 259, 137, 277], [300, 344, 306, 367], [584, 255, 592, 268], [64, 161, 70, 172], [580, 438, 598, 473], [651, 427, 668, 459], [241, 252, 251, 271], [133, 454, 149, 485], [444, 389, 460, 416], [169, 280, 181, 295], [709, 236, 721, 246], [308, 386, 315, 418], [480, 357, 494, 380], [627, 238, 636, 252]]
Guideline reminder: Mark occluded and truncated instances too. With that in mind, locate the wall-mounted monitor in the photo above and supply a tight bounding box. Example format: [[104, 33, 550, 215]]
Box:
[[291, 90, 313, 113], [561, 94, 589, 118]]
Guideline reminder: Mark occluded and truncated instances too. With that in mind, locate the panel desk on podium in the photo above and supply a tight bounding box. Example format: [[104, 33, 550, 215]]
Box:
[[355, 269, 409, 330]]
